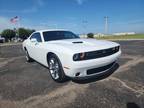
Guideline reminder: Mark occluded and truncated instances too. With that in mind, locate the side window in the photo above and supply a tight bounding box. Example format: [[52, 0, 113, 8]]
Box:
[[30, 34, 35, 40], [30, 33, 42, 42]]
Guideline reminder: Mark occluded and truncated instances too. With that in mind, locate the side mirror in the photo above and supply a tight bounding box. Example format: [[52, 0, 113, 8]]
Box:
[[30, 38, 37, 43]]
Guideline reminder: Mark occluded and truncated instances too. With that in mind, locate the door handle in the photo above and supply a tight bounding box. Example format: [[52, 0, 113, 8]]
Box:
[[35, 42, 39, 45]]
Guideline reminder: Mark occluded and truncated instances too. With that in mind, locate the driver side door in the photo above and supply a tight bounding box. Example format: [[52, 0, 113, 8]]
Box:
[[28, 32, 42, 61]]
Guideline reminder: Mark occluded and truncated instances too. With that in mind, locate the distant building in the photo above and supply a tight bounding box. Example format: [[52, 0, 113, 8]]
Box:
[[0, 36, 5, 43], [79, 33, 105, 38], [113, 32, 136, 36], [79, 34, 87, 38], [94, 33, 105, 37]]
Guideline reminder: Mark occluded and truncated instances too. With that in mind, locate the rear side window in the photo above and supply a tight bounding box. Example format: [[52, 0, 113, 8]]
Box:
[[30, 33, 42, 42]]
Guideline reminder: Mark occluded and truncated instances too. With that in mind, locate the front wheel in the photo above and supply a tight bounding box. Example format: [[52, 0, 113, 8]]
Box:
[[48, 54, 66, 82], [25, 50, 33, 62]]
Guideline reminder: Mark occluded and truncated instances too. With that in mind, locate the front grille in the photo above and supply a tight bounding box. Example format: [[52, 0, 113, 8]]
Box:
[[73, 46, 120, 61], [85, 46, 119, 60], [87, 62, 115, 75]]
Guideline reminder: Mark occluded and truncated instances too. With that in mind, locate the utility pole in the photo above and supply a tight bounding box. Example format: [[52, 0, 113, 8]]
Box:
[[82, 20, 88, 38], [104, 16, 108, 34]]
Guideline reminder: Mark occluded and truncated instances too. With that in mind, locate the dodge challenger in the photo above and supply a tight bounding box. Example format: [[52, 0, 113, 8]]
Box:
[[23, 29, 121, 82]]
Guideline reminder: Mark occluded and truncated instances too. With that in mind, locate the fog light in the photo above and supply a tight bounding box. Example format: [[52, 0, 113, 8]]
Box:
[[75, 72, 80, 77]]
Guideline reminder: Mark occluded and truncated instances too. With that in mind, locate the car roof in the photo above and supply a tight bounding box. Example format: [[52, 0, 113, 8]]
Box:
[[36, 29, 68, 33]]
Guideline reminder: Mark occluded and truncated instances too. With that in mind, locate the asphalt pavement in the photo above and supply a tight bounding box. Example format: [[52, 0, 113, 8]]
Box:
[[0, 40, 144, 108]]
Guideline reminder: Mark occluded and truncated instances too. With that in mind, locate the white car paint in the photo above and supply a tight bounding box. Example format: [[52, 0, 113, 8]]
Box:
[[23, 29, 121, 78]]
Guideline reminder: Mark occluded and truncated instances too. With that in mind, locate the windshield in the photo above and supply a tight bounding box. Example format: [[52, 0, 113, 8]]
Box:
[[43, 31, 80, 41]]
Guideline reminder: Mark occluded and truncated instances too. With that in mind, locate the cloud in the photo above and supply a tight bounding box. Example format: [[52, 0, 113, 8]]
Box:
[[0, 16, 58, 32], [75, 0, 87, 5], [113, 19, 144, 25], [0, 16, 15, 32], [0, 7, 37, 13], [36, 0, 44, 6], [22, 7, 38, 13], [0, 0, 44, 14]]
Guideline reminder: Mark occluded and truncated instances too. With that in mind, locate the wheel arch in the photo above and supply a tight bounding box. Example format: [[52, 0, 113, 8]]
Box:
[[47, 52, 55, 61], [23, 47, 27, 51], [46, 52, 67, 82], [46, 52, 63, 67]]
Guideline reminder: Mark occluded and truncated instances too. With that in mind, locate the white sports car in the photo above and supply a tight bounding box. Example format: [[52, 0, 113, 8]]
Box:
[[23, 29, 121, 82]]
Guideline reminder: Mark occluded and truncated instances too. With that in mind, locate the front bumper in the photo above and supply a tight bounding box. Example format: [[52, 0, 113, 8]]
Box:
[[63, 50, 121, 78]]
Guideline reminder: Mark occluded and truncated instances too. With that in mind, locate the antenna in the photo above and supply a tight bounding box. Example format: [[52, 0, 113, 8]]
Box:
[[104, 16, 108, 34]]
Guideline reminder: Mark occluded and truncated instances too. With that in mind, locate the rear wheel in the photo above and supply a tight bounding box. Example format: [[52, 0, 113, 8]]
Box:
[[25, 49, 33, 62], [48, 54, 66, 82]]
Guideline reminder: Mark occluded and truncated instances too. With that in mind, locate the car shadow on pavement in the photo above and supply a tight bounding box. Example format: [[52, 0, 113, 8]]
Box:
[[72, 63, 119, 84], [126, 102, 140, 108]]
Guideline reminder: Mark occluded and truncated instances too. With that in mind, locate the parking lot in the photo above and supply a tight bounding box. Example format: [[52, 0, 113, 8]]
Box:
[[0, 40, 144, 108]]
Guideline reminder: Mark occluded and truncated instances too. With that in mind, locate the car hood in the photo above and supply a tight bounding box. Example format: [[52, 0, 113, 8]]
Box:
[[46, 38, 119, 53]]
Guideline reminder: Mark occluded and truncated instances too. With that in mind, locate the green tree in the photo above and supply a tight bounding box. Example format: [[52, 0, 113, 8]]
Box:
[[18, 28, 35, 40], [27, 29, 35, 36], [87, 33, 94, 38], [1, 29, 16, 41]]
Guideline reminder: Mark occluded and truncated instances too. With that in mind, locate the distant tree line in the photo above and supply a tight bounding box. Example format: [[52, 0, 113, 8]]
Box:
[[87, 33, 94, 38], [1, 28, 95, 42], [1, 28, 35, 42]]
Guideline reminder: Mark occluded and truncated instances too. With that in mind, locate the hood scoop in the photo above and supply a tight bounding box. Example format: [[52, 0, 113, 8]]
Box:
[[72, 41, 83, 44]]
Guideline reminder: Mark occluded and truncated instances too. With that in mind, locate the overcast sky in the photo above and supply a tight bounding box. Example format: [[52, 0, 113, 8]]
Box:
[[0, 0, 144, 34]]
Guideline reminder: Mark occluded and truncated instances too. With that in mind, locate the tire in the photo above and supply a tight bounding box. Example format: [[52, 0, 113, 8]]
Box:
[[25, 49, 33, 62], [48, 54, 66, 82]]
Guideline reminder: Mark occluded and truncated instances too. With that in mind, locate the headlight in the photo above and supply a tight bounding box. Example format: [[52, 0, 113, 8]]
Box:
[[112, 46, 119, 51], [73, 54, 79, 61], [116, 46, 120, 51], [118, 46, 120, 50], [80, 53, 85, 59], [73, 53, 85, 61]]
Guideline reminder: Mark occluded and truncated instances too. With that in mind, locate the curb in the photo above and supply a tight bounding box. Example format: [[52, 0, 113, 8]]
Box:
[[0, 43, 22, 47]]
